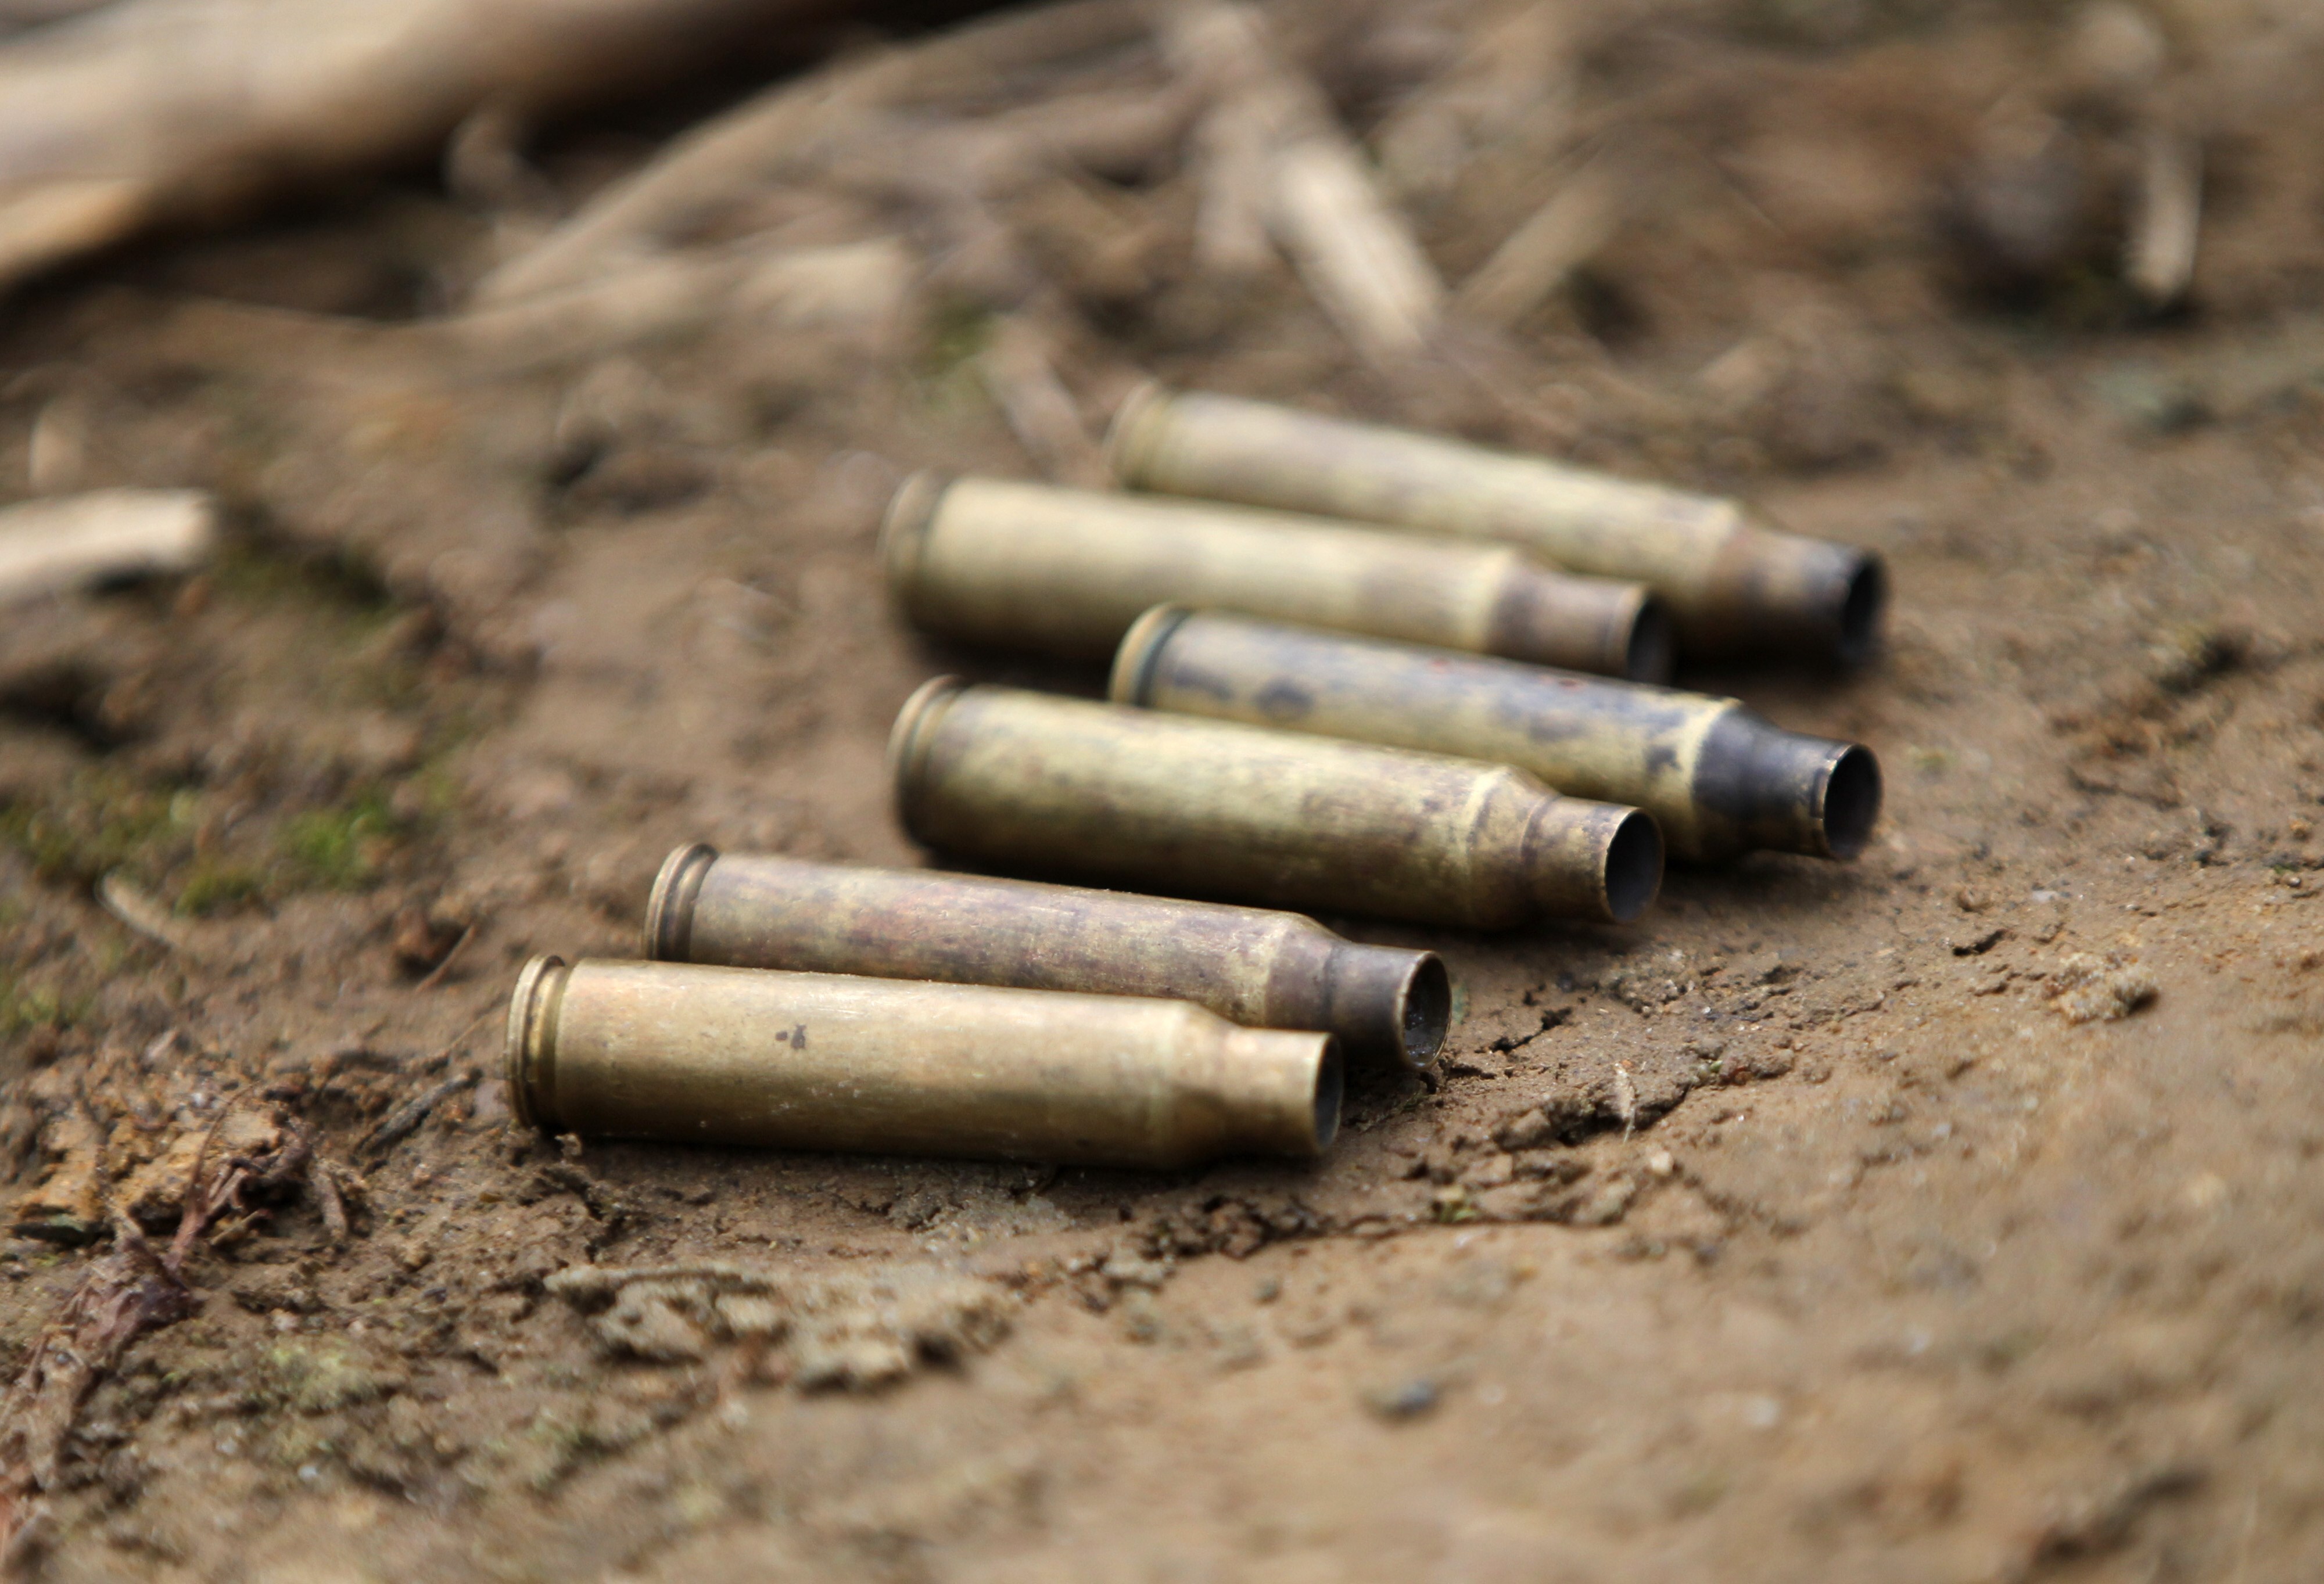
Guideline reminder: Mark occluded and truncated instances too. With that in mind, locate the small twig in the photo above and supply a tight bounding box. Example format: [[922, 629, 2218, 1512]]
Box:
[[413, 923, 477, 992], [0, 489, 215, 609], [1613, 1061, 1638, 1143], [975, 315, 1107, 486], [94, 871, 190, 954], [362, 1072, 476, 1158]]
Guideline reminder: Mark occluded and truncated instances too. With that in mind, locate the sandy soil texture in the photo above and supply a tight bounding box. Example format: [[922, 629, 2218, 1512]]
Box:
[[3, 1, 2323, 1579]]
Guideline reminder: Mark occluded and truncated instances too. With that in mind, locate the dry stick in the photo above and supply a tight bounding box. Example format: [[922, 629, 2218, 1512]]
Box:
[[1268, 137, 1446, 364], [1454, 157, 1622, 329], [473, 0, 1161, 305], [436, 236, 916, 375], [0, 489, 214, 610], [361, 1005, 498, 1155], [2125, 126, 2201, 308], [1181, 76, 1278, 276], [977, 315, 1107, 486], [412, 923, 478, 992], [0, 0, 860, 299], [361, 1073, 474, 1158]]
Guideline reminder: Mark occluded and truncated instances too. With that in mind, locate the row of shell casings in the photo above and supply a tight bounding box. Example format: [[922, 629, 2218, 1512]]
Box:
[[505, 850, 1457, 1169], [882, 625, 1881, 931], [888, 385, 1891, 682], [505, 392, 1890, 1174]]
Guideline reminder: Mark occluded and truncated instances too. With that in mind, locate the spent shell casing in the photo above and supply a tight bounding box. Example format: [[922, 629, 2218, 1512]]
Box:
[[1111, 607, 1883, 863], [890, 678, 1662, 928], [881, 471, 1671, 683], [505, 956, 1339, 1169], [648, 846, 1449, 1072], [1108, 386, 1887, 666]]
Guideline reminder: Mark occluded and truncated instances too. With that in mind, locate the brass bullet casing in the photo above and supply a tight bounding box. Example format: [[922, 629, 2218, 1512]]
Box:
[[648, 846, 1450, 1072], [881, 471, 1671, 683], [506, 956, 1339, 1170], [1108, 386, 1887, 666], [1112, 608, 1884, 863], [890, 678, 1662, 928]]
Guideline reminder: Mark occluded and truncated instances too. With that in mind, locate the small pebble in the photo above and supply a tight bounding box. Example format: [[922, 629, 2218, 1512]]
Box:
[[1362, 1377, 1439, 1421]]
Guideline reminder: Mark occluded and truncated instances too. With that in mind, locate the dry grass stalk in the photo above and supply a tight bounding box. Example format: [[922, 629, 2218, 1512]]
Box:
[[1454, 158, 1622, 328], [0, 0, 865, 300], [437, 236, 916, 375], [1165, 1, 1446, 365], [474, 0, 1160, 306], [0, 488, 214, 609], [94, 871, 190, 953]]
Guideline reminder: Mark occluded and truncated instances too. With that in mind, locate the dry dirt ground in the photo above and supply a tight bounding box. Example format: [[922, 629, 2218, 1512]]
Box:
[[3, 1, 2324, 1579]]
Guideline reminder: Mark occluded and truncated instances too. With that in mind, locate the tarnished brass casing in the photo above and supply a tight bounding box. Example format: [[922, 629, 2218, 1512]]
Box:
[[506, 956, 1339, 1169], [881, 472, 1670, 683], [1108, 386, 1887, 665], [648, 846, 1450, 1072], [890, 678, 1662, 928], [1111, 608, 1883, 862]]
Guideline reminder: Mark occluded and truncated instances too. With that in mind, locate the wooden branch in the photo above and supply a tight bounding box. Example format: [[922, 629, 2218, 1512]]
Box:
[[1454, 158, 1622, 329], [0, 0, 864, 300]]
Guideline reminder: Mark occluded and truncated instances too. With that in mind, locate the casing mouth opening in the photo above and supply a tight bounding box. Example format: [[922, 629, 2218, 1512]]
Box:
[[1623, 598, 1676, 685], [1398, 954, 1452, 1069], [644, 843, 718, 961], [1310, 1039, 1344, 1153], [1601, 810, 1665, 924], [1816, 743, 1884, 859], [1834, 554, 1888, 667]]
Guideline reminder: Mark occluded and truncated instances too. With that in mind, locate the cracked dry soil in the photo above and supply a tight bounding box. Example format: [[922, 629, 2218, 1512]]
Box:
[[5, 3, 2324, 1579]]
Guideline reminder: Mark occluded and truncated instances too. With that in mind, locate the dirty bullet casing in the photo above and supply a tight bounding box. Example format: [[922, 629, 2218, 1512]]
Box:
[[505, 956, 1339, 1170], [1111, 607, 1883, 862], [1108, 386, 1886, 665], [890, 678, 1662, 928], [648, 846, 1450, 1071], [881, 471, 1672, 683]]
